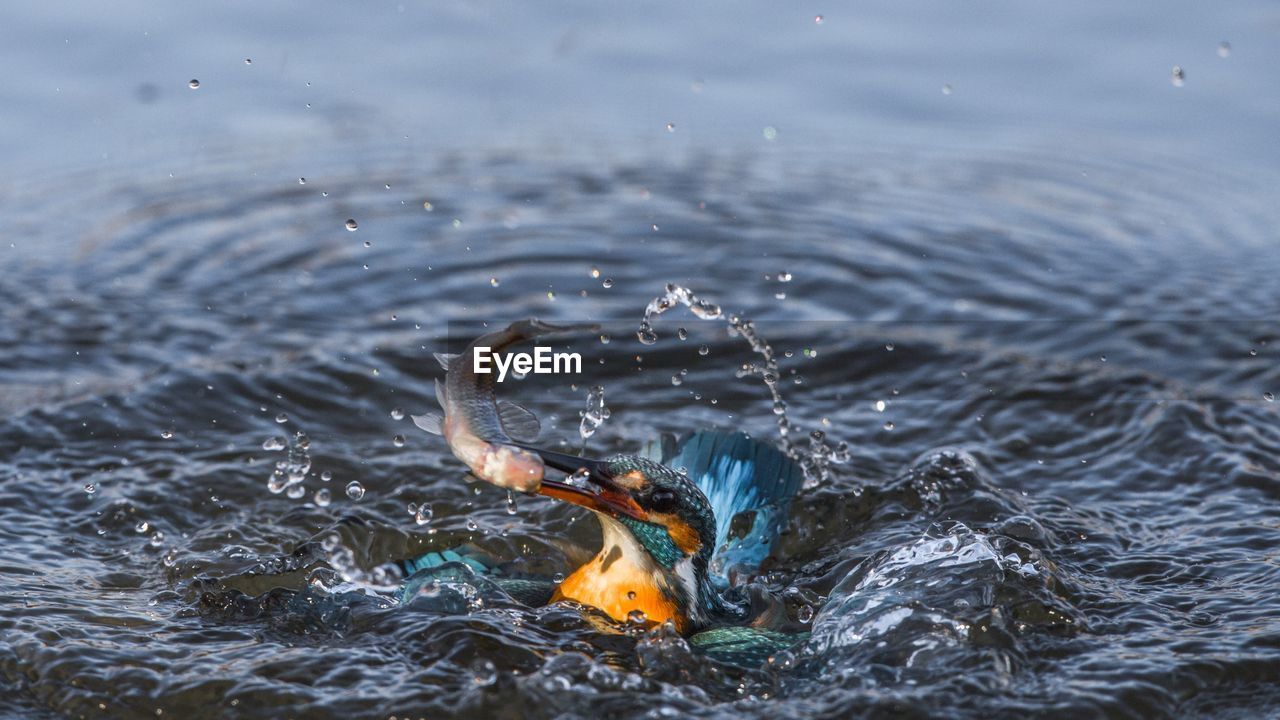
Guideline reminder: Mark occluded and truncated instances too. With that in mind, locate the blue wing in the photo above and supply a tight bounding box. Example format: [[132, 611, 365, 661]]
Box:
[[399, 548, 555, 607], [690, 627, 809, 667], [400, 548, 490, 577], [642, 430, 803, 587]]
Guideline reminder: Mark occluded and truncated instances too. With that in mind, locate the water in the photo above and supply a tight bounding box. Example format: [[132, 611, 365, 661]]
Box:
[[2, 2, 1280, 719]]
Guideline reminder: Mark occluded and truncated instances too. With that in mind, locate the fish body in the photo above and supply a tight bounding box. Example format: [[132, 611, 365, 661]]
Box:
[[413, 319, 591, 492]]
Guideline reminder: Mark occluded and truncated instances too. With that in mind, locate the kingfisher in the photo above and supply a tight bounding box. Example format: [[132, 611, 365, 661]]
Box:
[[400, 429, 808, 664]]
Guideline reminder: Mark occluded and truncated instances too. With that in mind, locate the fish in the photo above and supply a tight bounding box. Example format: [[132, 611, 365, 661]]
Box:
[[411, 319, 595, 492]]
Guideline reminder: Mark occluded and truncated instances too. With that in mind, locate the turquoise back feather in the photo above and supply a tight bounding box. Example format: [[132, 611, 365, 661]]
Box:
[[641, 430, 803, 588]]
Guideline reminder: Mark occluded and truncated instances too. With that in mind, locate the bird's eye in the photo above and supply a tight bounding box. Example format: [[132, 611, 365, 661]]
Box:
[[649, 488, 678, 512]]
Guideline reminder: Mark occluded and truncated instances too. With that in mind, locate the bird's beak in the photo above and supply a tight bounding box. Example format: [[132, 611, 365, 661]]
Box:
[[523, 446, 647, 521]]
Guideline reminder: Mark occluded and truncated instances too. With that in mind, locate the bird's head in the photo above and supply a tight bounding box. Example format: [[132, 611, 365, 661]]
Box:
[[532, 448, 717, 570]]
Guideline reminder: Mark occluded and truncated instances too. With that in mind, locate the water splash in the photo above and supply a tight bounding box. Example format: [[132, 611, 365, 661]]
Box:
[[807, 523, 1050, 662], [322, 534, 402, 594], [637, 283, 848, 485], [579, 385, 609, 440], [267, 431, 312, 494], [637, 283, 722, 344]]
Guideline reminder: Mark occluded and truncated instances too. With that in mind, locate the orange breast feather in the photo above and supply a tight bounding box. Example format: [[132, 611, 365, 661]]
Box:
[[553, 554, 686, 633]]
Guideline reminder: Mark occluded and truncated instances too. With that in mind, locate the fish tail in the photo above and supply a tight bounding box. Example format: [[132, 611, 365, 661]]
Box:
[[478, 318, 601, 354]]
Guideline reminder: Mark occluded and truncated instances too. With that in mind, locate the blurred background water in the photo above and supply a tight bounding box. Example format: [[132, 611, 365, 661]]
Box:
[[1, 2, 1279, 719]]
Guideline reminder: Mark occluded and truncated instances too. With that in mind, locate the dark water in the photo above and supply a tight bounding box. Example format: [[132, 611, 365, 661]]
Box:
[[3, 3, 1280, 719]]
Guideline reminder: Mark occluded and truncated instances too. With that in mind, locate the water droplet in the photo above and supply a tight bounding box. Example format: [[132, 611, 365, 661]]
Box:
[[942, 84, 953, 95], [465, 518, 479, 532], [580, 386, 608, 439], [883, 421, 895, 430], [637, 328, 658, 345], [345, 218, 358, 231], [590, 266, 601, 278], [286, 484, 305, 499], [671, 373, 683, 386], [275, 412, 288, 424], [885, 343, 895, 352], [813, 15, 825, 24], [345, 481, 365, 500], [626, 609, 647, 625], [390, 407, 405, 420], [313, 488, 331, 507], [298, 177, 306, 185], [489, 276, 500, 287], [775, 291, 787, 300], [546, 290, 556, 301], [422, 200, 434, 211], [320, 470, 332, 482], [762, 126, 778, 141], [363, 240, 372, 248], [677, 327, 688, 341], [471, 659, 498, 686], [1171, 65, 1185, 87], [506, 491, 518, 515], [698, 345, 710, 356], [552, 572, 565, 584], [135, 521, 149, 534], [262, 436, 286, 451], [244, 58, 252, 65], [1218, 41, 1231, 58], [797, 605, 814, 623], [778, 271, 792, 282], [568, 468, 591, 488], [602, 278, 614, 289], [392, 434, 406, 448], [415, 503, 433, 525], [665, 122, 676, 132], [599, 333, 611, 344], [627, 590, 637, 600], [188, 79, 200, 89], [149, 531, 165, 548], [1265, 392, 1275, 402], [874, 400, 886, 412], [1249, 349, 1258, 357], [160, 429, 174, 439]]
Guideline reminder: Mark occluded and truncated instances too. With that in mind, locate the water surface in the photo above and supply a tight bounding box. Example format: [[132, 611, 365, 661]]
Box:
[[1, 3, 1279, 719]]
